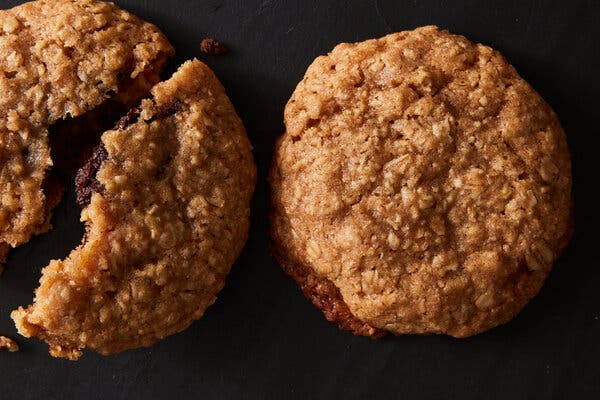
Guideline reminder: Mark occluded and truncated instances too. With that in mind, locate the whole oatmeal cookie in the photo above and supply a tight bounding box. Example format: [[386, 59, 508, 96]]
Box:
[[270, 26, 573, 338], [13, 60, 256, 360], [0, 0, 174, 268]]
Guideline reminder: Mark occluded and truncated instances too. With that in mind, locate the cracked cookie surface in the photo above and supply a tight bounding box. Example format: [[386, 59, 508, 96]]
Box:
[[270, 26, 572, 337], [0, 0, 173, 267], [13, 60, 256, 360]]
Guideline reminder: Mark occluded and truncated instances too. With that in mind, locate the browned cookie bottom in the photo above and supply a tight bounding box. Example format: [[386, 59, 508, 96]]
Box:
[[271, 236, 385, 338]]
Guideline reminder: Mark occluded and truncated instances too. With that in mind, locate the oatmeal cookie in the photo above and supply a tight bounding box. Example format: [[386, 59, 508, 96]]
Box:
[[13, 60, 256, 360], [270, 26, 572, 338], [0, 0, 174, 268]]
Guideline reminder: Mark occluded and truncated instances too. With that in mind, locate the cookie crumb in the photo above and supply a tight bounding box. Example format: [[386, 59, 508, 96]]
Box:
[[0, 336, 19, 352], [200, 38, 228, 55], [276, 246, 386, 338], [157, 100, 182, 118]]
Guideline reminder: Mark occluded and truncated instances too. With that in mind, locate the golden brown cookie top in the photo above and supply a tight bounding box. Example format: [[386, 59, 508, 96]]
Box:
[[0, 0, 173, 253], [271, 26, 572, 337], [13, 60, 256, 360]]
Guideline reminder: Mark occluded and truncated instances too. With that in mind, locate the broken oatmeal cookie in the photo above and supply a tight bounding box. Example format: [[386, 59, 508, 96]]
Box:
[[0, 0, 174, 269], [13, 60, 256, 360]]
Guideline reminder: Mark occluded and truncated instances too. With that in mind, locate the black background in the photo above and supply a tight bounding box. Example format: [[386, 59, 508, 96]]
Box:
[[1, 0, 598, 399]]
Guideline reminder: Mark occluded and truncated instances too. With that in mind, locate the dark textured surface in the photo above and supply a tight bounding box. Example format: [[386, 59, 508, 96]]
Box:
[[0, 0, 597, 399]]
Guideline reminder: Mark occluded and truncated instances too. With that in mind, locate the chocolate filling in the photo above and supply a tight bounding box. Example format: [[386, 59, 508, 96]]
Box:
[[156, 100, 181, 119], [73, 104, 141, 208], [114, 106, 141, 130], [44, 100, 127, 213], [74, 144, 108, 208], [41, 54, 169, 216]]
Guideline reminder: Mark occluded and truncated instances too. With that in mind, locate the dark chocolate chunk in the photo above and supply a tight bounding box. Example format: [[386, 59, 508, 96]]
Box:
[[75, 143, 108, 207], [157, 100, 181, 118], [114, 106, 141, 130]]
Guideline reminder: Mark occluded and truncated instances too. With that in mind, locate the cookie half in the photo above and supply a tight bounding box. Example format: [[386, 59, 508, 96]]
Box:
[[270, 26, 572, 338], [0, 0, 174, 269], [12, 60, 256, 359]]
